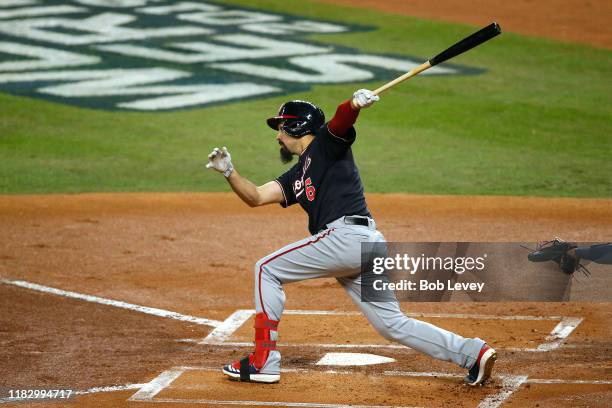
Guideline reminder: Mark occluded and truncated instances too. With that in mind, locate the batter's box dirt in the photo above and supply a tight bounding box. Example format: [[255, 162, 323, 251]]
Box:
[[200, 310, 583, 352], [128, 367, 520, 408], [507, 381, 612, 408]]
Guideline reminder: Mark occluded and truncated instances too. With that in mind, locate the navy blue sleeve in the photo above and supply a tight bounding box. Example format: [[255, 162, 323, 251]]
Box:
[[275, 164, 299, 207], [317, 123, 356, 160], [576, 243, 612, 264]]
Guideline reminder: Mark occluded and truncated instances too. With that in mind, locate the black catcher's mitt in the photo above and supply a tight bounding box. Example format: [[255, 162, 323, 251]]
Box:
[[527, 238, 584, 275]]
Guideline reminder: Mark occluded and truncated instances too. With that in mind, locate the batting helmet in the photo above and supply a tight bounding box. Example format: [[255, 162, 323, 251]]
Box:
[[266, 100, 325, 138]]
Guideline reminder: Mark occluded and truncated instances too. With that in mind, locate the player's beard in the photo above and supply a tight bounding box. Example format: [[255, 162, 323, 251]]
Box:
[[279, 143, 293, 164]]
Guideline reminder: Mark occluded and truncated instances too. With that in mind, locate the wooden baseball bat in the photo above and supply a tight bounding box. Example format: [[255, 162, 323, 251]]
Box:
[[372, 22, 502, 95]]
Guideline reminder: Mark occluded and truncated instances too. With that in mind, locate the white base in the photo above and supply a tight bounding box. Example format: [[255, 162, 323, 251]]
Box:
[[316, 352, 396, 366]]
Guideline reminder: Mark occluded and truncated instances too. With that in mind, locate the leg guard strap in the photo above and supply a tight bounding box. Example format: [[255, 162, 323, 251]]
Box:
[[254, 312, 279, 330], [239, 356, 250, 382], [255, 340, 277, 350]]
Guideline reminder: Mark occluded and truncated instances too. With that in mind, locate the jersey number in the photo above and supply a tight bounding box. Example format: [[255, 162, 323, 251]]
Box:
[[305, 177, 316, 202]]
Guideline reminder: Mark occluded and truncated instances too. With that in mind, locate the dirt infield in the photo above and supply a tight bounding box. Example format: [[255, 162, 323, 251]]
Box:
[[0, 193, 611, 407], [316, 0, 612, 49]]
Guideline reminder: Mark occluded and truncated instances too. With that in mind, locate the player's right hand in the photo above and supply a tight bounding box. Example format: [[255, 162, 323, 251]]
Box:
[[206, 146, 234, 177]]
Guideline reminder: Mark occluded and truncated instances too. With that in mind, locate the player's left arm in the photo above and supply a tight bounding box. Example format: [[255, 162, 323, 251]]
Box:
[[205, 147, 284, 207]]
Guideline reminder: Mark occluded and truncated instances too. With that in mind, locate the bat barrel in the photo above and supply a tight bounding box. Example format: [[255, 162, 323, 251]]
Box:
[[429, 22, 501, 66], [371, 22, 501, 96]]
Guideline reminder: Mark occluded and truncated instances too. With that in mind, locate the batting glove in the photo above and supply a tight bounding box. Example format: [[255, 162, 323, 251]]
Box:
[[206, 146, 234, 177], [352, 89, 379, 109]]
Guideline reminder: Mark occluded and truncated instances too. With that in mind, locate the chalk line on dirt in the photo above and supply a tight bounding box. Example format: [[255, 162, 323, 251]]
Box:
[[0, 278, 222, 327]]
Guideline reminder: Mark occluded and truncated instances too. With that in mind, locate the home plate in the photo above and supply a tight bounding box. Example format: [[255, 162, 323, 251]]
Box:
[[316, 352, 396, 366]]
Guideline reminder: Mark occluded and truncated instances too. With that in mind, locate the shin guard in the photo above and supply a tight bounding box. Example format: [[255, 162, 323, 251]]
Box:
[[253, 312, 279, 369]]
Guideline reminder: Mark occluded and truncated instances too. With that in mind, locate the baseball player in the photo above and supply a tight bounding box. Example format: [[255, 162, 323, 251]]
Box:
[[206, 89, 496, 385]]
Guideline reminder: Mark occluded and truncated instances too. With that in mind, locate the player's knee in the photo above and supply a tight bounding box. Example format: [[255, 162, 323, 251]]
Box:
[[254, 258, 265, 277], [371, 316, 410, 342], [255, 257, 273, 278], [369, 319, 396, 341]]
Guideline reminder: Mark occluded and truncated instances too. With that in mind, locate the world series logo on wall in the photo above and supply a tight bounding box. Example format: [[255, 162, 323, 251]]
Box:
[[0, 0, 478, 111]]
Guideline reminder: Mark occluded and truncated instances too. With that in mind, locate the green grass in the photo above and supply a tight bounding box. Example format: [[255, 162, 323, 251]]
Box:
[[0, 0, 611, 197]]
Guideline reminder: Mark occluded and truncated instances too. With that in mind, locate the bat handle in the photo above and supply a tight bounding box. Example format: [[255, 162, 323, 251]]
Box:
[[372, 61, 432, 96]]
